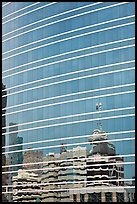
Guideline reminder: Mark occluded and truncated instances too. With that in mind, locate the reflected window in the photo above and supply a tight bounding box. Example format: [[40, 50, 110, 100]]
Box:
[[88, 193, 94, 202], [73, 194, 77, 202], [88, 193, 101, 202], [80, 194, 84, 202], [95, 193, 101, 202], [116, 192, 124, 202], [105, 192, 112, 202]]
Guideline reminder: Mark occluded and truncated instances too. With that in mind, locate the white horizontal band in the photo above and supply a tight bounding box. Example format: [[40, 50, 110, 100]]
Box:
[[2, 42, 135, 80], [2, 22, 135, 73], [2, 161, 134, 175], [5, 179, 133, 189], [2, 2, 41, 20], [2, 60, 135, 94], [2, 186, 135, 195], [2, 15, 135, 57], [2, 89, 135, 117], [2, 3, 129, 44], [2, 2, 101, 37], [2, 154, 135, 175], [2, 2, 57, 25], [2, 15, 135, 56], [2, 31, 135, 62], [2, 178, 134, 189], [2, 102, 134, 129], [2, 84, 134, 118], [2, 106, 135, 131], [4, 2, 128, 44], [2, 179, 134, 189], [3, 137, 135, 155], [3, 82, 134, 112], [2, 154, 135, 171], [2, 66, 135, 99], [3, 36, 134, 75], [2, 130, 135, 150], [2, 185, 135, 194], [3, 2, 102, 40], [3, 111, 135, 135], [2, 153, 135, 169], [2, 2, 11, 7]]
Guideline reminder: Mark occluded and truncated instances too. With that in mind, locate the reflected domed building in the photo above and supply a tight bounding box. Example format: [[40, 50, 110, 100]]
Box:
[[87, 129, 124, 187], [88, 129, 115, 156], [69, 128, 126, 202]]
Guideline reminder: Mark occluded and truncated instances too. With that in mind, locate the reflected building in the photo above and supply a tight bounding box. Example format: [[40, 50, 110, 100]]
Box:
[[11, 129, 128, 202], [2, 83, 8, 202], [8, 123, 23, 173], [42, 146, 87, 202], [58, 146, 87, 202], [2, 83, 7, 155], [12, 169, 41, 202], [12, 149, 43, 202], [23, 149, 43, 176], [87, 129, 124, 187], [125, 176, 135, 202], [41, 152, 60, 202], [41, 129, 126, 202], [8, 123, 23, 174], [69, 129, 126, 202], [7, 123, 23, 202]]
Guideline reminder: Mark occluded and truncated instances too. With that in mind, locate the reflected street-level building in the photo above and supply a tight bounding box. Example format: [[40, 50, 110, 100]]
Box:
[[2, 2, 135, 202]]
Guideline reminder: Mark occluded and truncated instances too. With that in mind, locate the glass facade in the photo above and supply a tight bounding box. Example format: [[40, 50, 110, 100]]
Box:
[[2, 2, 135, 202]]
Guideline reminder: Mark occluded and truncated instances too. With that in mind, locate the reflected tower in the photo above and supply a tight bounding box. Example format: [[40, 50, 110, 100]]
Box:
[[2, 83, 8, 202], [7, 123, 23, 202]]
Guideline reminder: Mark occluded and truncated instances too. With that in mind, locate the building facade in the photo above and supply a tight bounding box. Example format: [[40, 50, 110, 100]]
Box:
[[2, 83, 8, 202], [2, 2, 135, 202], [8, 123, 23, 175], [11, 137, 126, 202], [23, 149, 43, 176], [12, 169, 41, 202], [87, 129, 124, 187]]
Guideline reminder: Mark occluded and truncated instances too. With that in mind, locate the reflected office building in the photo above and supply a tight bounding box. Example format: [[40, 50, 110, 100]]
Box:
[[70, 129, 125, 202], [12, 127, 127, 202], [6, 123, 23, 202], [2, 2, 135, 202], [8, 123, 23, 174], [2, 83, 8, 202]]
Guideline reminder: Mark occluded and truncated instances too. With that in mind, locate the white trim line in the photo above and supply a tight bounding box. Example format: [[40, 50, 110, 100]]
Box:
[[2, 2, 41, 20], [2, 153, 135, 169], [2, 137, 135, 155], [2, 130, 135, 150], [2, 22, 135, 67], [2, 2, 102, 39], [2, 2, 101, 38], [2, 2, 128, 42], [2, 161, 135, 175], [2, 43, 135, 79], [2, 33, 135, 61], [2, 106, 135, 130], [2, 185, 135, 194], [2, 2, 57, 25], [3, 82, 134, 111], [2, 2, 11, 7], [3, 112, 135, 135], [2, 178, 134, 188], [2, 14, 134, 57], [2, 90, 135, 117], [2, 66, 135, 98], [2, 60, 135, 94], [2, 84, 134, 114]]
